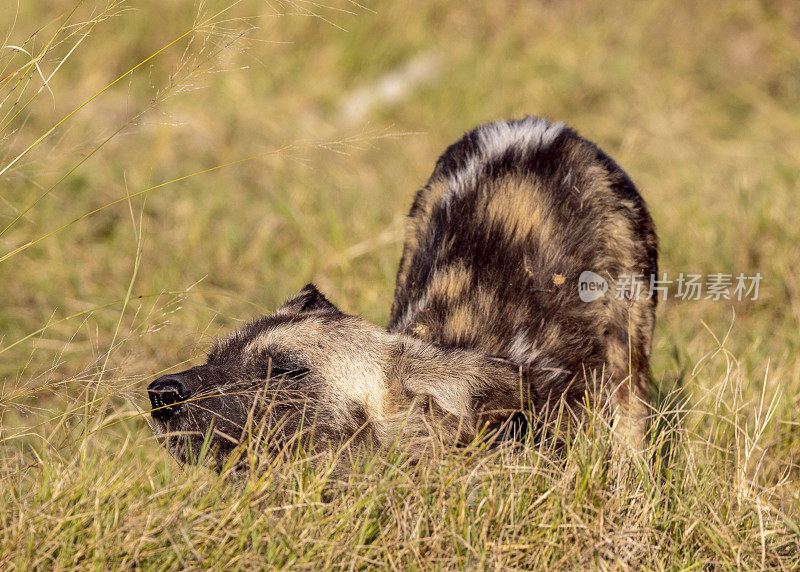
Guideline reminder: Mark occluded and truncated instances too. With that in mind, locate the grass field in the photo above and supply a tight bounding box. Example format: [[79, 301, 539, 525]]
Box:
[[2, 0, 800, 568]]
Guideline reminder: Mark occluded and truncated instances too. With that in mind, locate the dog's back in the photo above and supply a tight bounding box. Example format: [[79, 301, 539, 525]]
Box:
[[389, 117, 658, 441]]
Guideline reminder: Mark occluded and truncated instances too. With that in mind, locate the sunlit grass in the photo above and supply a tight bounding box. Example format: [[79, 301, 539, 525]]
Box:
[[1, 0, 799, 568]]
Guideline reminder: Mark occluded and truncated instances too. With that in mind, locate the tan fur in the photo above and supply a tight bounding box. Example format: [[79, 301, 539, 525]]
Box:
[[480, 177, 547, 241], [243, 317, 393, 419]]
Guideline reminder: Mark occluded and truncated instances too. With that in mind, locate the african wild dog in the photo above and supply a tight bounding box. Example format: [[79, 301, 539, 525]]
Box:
[[148, 116, 657, 468]]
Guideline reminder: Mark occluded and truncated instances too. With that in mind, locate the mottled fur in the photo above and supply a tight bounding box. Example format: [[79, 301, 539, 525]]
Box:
[[148, 117, 657, 468]]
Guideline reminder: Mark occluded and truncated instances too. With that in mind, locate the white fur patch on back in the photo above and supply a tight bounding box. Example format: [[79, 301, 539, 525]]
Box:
[[478, 118, 565, 157], [506, 329, 572, 388], [393, 295, 430, 333], [442, 117, 566, 209], [506, 329, 543, 365]]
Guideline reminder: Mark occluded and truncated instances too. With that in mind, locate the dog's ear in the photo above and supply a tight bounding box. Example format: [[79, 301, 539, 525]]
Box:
[[277, 283, 343, 315], [477, 354, 574, 413], [476, 355, 572, 448]]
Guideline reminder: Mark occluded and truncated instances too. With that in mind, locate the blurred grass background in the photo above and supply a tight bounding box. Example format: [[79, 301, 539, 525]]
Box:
[[2, 0, 800, 568]]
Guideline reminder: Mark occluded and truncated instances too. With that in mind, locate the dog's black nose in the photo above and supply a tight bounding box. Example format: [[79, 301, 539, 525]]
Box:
[[148, 375, 191, 421]]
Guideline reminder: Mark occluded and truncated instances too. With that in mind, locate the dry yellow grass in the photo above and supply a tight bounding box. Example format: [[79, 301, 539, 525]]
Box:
[[1, 0, 799, 568]]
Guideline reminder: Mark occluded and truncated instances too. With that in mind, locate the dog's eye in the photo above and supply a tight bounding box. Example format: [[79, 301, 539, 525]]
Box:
[[265, 365, 289, 378], [262, 360, 309, 380], [266, 366, 285, 377]]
